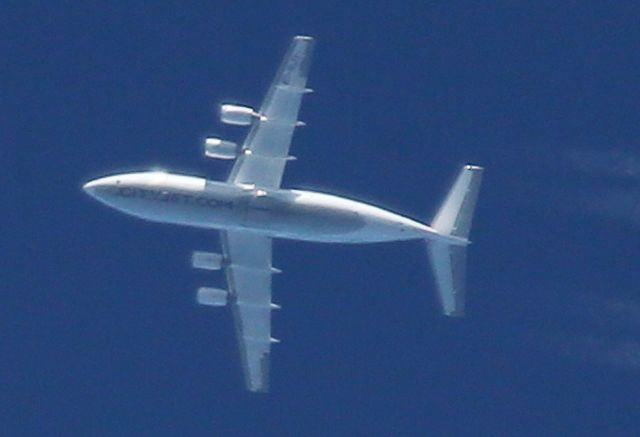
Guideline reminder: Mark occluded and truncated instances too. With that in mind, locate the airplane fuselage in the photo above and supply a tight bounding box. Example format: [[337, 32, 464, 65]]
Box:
[[83, 171, 453, 244], [81, 35, 482, 393]]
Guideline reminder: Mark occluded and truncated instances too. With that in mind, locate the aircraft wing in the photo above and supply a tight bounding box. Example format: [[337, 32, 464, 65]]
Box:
[[227, 36, 315, 189], [220, 230, 277, 393]]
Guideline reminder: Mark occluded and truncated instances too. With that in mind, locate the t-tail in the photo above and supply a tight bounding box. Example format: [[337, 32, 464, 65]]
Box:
[[427, 165, 484, 317]]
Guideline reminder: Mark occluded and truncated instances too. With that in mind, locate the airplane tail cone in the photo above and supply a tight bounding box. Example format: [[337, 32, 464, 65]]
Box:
[[427, 165, 484, 317]]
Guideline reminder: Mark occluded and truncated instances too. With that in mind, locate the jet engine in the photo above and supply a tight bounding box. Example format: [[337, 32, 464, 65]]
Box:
[[197, 287, 228, 307], [204, 137, 238, 160], [192, 251, 223, 270], [219, 104, 262, 126]]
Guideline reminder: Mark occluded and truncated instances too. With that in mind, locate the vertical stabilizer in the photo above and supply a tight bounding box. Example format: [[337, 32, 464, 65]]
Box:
[[427, 165, 483, 317]]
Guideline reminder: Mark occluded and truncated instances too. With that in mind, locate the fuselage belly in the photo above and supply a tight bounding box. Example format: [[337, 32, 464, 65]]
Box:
[[84, 172, 437, 243]]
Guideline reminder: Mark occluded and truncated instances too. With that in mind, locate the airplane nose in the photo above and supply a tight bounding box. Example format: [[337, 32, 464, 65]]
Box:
[[83, 177, 114, 198], [82, 179, 100, 195]]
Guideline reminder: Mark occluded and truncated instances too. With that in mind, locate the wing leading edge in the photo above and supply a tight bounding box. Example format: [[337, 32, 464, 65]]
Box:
[[227, 36, 315, 189]]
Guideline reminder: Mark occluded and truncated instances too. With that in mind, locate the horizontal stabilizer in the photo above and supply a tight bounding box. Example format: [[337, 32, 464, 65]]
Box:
[[427, 165, 484, 317], [432, 165, 483, 239], [427, 242, 467, 317]]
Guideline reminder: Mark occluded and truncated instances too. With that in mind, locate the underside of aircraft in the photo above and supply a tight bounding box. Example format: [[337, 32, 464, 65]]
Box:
[[83, 36, 483, 393]]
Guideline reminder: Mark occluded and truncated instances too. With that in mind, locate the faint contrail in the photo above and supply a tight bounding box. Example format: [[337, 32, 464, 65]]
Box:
[[564, 148, 640, 179], [517, 292, 640, 369], [562, 186, 640, 225], [542, 148, 640, 224]]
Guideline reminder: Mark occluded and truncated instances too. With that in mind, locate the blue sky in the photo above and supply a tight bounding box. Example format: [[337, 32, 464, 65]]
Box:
[[3, 1, 640, 435]]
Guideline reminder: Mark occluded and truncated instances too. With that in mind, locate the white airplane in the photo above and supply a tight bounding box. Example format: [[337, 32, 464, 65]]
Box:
[[83, 36, 483, 393]]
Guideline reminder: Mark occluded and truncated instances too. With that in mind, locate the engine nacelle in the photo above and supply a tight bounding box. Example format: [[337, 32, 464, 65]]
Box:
[[204, 137, 238, 160], [220, 104, 260, 126], [197, 287, 228, 307], [192, 251, 223, 270]]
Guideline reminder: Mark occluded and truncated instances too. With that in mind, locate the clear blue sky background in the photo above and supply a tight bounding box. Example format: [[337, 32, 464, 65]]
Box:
[[3, 1, 640, 435]]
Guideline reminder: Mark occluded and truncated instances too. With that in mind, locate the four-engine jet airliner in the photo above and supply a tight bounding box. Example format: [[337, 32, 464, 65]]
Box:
[[83, 36, 484, 393]]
